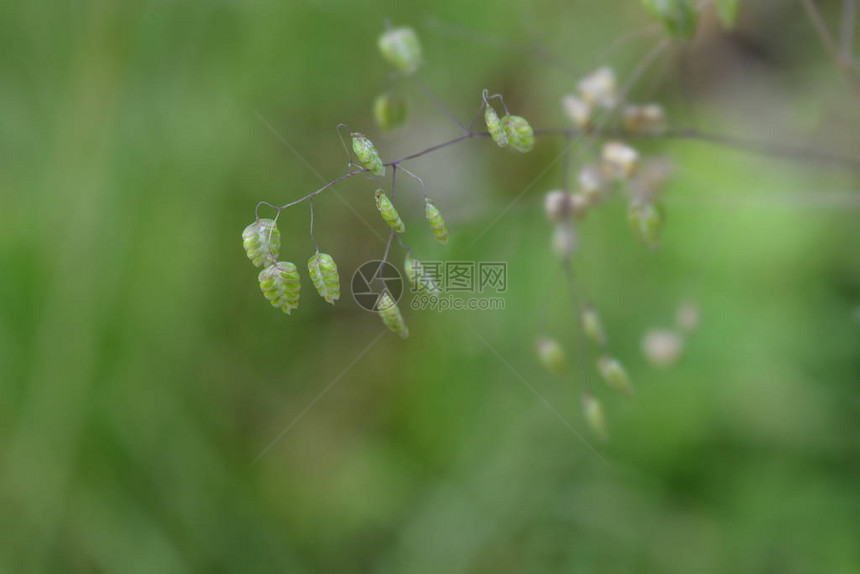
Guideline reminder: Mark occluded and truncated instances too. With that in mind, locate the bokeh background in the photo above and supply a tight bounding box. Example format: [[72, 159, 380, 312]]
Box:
[[2, 0, 860, 572]]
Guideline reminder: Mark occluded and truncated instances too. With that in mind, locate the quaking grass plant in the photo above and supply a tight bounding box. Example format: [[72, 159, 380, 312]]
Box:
[[243, 1, 860, 441]]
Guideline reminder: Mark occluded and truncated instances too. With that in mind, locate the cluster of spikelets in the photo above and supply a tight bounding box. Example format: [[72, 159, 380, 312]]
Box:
[[242, 219, 340, 314], [549, 66, 673, 257], [483, 92, 535, 153], [535, 303, 631, 442]]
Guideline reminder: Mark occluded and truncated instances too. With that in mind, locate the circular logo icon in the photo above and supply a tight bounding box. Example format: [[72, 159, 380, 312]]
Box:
[[351, 260, 403, 311]]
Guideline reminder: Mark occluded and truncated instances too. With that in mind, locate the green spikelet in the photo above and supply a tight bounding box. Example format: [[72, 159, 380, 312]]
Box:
[[424, 199, 448, 244], [352, 133, 385, 177], [404, 256, 441, 296], [307, 251, 340, 304], [582, 393, 609, 441], [242, 219, 280, 268], [378, 291, 409, 339], [378, 27, 422, 75], [484, 105, 508, 148], [597, 355, 634, 396], [502, 115, 535, 153], [536, 337, 567, 375], [374, 93, 408, 131], [641, 0, 698, 41], [375, 189, 405, 233], [258, 262, 301, 314], [628, 200, 665, 249], [581, 305, 607, 346]]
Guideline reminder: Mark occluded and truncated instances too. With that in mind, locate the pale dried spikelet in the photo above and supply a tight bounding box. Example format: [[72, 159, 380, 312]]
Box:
[[378, 291, 409, 339], [484, 105, 508, 148], [374, 93, 408, 131], [627, 200, 664, 249], [552, 222, 578, 261], [307, 251, 340, 304], [424, 199, 448, 244], [243, 219, 281, 268], [378, 27, 422, 75], [544, 190, 572, 223], [502, 115, 535, 153], [404, 256, 441, 296], [582, 393, 609, 441], [602, 141, 640, 179], [581, 305, 607, 346], [258, 262, 301, 314], [578, 164, 609, 205], [375, 189, 405, 233], [545, 191, 588, 222], [352, 133, 385, 177], [642, 328, 683, 367], [597, 355, 633, 396], [578, 67, 617, 108], [623, 103, 666, 134], [562, 95, 593, 129], [536, 336, 567, 375], [676, 301, 700, 333]]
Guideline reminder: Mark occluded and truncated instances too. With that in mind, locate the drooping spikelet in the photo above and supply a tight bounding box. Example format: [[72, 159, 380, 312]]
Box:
[[242, 219, 280, 268], [258, 262, 301, 314], [378, 27, 422, 75], [602, 141, 639, 179], [375, 189, 405, 233], [484, 105, 508, 148], [404, 256, 441, 296], [352, 133, 385, 177], [424, 199, 448, 244], [535, 336, 567, 375], [502, 115, 535, 153], [374, 93, 408, 131], [307, 251, 340, 304], [582, 393, 609, 441], [581, 304, 607, 346], [597, 355, 633, 396], [627, 200, 664, 249], [378, 291, 409, 339]]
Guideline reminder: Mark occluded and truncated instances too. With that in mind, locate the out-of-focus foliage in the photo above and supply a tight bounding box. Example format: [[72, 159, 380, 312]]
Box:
[[1, 0, 859, 573]]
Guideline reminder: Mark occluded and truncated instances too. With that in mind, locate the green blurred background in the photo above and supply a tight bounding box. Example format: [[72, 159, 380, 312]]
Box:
[[2, 0, 860, 572]]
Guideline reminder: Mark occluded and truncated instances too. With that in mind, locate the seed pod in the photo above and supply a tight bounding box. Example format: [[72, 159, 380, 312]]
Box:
[[242, 219, 280, 268], [378, 26, 422, 75], [535, 336, 567, 376], [424, 199, 448, 244], [484, 105, 508, 148], [258, 261, 301, 314], [602, 141, 639, 179], [581, 305, 607, 346], [582, 393, 609, 442], [307, 251, 340, 304], [642, 328, 683, 367], [378, 291, 409, 339], [374, 93, 408, 131], [375, 189, 405, 233], [352, 133, 385, 177], [578, 67, 617, 108], [597, 355, 633, 396], [627, 200, 664, 249], [578, 164, 609, 205], [623, 103, 666, 134], [552, 222, 579, 261], [562, 95, 593, 130], [502, 115, 535, 153], [404, 256, 441, 296]]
